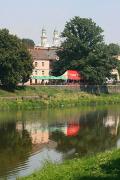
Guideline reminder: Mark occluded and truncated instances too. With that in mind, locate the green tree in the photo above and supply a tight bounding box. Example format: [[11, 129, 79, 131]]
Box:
[[107, 43, 120, 56], [52, 17, 119, 84], [0, 29, 33, 89], [107, 43, 120, 78], [22, 38, 35, 49]]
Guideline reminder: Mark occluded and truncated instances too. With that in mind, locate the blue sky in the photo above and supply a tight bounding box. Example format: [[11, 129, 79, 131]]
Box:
[[0, 0, 119, 45]]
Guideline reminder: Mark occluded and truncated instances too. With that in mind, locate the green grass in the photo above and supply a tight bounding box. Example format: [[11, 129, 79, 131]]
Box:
[[0, 86, 64, 97], [19, 149, 120, 180], [0, 86, 120, 110]]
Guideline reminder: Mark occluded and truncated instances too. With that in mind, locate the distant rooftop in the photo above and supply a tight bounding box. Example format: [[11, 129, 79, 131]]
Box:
[[29, 47, 59, 61]]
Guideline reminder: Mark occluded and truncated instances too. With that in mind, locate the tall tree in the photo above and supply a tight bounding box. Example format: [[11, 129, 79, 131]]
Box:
[[52, 17, 119, 84], [22, 38, 35, 49], [0, 29, 33, 89]]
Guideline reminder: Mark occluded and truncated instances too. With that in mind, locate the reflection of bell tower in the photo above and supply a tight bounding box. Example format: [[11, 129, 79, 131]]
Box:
[[53, 29, 60, 47], [41, 28, 48, 47]]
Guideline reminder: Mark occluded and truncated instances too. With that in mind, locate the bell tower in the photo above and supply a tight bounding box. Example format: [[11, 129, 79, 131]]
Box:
[[41, 28, 48, 47], [53, 29, 60, 47]]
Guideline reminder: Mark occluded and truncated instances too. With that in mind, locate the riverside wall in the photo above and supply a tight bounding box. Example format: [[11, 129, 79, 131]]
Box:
[[80, 85, 120, 94]]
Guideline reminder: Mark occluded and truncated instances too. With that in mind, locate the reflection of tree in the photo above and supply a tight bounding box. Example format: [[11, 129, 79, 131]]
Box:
[[50, 109, 120, 159], [0, 122, 32, 177]]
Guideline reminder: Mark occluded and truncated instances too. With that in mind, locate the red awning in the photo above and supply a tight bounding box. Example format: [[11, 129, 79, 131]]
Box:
[[67, 70, 81, 80]]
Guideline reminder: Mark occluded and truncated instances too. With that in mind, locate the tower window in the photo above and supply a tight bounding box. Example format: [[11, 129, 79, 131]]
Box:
[[42, 71, 44, 75], [35, 70, 37, 75]]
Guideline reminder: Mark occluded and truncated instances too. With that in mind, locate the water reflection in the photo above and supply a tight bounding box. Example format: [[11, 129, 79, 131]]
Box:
[[0, 106, 120, 179]]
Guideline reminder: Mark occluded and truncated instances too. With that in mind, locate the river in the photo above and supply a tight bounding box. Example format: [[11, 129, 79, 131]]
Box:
[[0, 105, 120, 179]]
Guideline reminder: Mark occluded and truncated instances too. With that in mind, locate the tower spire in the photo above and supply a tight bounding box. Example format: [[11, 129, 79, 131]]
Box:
[[52, 28, 60, 47], [41, 27, 48, 47]]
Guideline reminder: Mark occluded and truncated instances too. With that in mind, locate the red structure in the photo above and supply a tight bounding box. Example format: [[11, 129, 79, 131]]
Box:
[[63, 70, 83, 81], [67, 70, 81, 80], [67, 123, 80, 137]]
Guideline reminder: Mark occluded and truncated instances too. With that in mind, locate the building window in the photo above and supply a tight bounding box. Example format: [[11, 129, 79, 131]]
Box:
[[35, 62, 37, 67], [42, 71, 44, 75], [35, 70, 37, 75], [42, 62, 44, 67]]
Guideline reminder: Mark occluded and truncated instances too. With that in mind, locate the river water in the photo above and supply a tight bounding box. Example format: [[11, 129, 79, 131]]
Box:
[[0, 105, 120, 179]]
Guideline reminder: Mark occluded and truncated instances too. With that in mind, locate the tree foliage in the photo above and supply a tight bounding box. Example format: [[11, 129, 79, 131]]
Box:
[[0, 29, 33, 89], [107, 43, 120, 56], [107, 43, 120, 77], [22, 38, 35, 49], [52, 17, 120, 84]]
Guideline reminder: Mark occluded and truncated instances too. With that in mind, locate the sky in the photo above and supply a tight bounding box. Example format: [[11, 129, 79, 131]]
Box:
[[0, 0, 120, 45]]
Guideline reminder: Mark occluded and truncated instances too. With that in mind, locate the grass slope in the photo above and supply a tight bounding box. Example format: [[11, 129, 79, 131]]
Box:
[[0, 86, 120, 110], [20, 149, 120, 180]]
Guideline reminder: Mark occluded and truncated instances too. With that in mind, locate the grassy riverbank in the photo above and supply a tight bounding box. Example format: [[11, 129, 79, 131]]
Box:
[[0, 86, 120, 110], [20, 149, 120, 180]]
